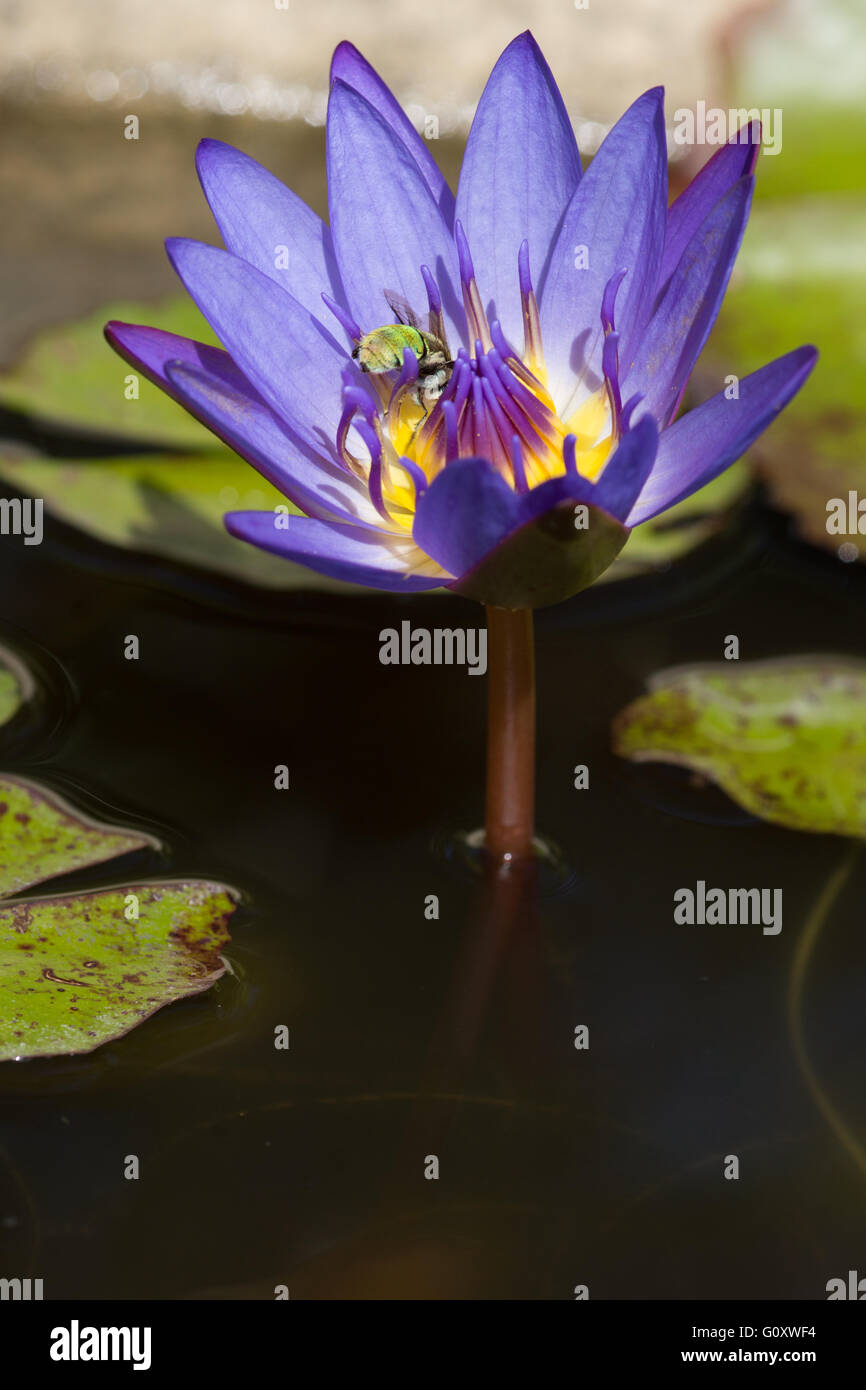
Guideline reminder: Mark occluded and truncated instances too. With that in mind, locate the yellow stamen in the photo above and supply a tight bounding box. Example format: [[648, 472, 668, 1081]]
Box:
[[351, 347, 619, 533]]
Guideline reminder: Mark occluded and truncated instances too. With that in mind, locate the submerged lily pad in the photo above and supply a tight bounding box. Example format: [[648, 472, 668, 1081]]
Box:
[[0, 297, 220, 447], [0, 881, 235, 1060], [0, 776, 155, 898], [0, 450, 363, 590], [612, 657, 866, 838]]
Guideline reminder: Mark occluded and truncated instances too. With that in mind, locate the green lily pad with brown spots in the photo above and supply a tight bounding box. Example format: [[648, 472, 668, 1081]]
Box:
[[0, 880, 235, 1061], [612, 656, 866, 838], [0, 775, 156, 898]]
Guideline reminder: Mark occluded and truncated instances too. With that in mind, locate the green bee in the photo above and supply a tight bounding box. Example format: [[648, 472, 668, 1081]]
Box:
[[352, 292, 453, 412]]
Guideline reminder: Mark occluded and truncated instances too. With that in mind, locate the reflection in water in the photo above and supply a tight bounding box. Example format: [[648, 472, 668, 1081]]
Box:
[[427, 852, 546, 1084], [787, 841, 866, 1180], [288, 854, 556, 1298]]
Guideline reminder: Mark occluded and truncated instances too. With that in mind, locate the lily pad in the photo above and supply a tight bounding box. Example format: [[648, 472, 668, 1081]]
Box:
[[0, 775, 155, 898], [0, 880, 235, 1061], [612, 656, 866, 838], [700, 197, 866, 559], [606, 463, 750, 582], [0, 297, 220, 448], [0, 777, 235, 1060], [0, 449, 365, 590]]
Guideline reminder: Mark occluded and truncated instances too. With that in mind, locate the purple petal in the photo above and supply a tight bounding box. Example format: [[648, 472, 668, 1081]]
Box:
[[563, 415, 658, 521], [625, 177, 753, 426], [512, 415, 657, 523], [413, 457, 523, 577], [414, 455, 639, 607], [106, 320, 378, 526], [455, 32, 581, 349], [539, 88, 667, 418], [330, 42, 454, 224], [225, 511, 445, 591], [660, 122, 761, 289], [414, 417, 657, 580], [165, 238, 350, 454], [195, 139, 344, 325], [326, 80, 463, 346], [163, 359, 384, 530], [627, 345, 818, 525], [105, 320, 246, 402]]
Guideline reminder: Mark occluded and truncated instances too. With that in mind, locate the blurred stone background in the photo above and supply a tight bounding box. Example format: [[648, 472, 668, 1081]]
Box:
[[0, 0, 747, 128], [0, 0, 783, 362]]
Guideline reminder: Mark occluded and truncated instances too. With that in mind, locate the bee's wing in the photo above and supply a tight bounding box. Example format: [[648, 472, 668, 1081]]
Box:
[[383, 290, 428, 333]]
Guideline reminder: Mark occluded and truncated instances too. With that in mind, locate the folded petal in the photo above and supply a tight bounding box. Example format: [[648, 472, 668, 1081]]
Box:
[[330, 41, 454, 223], [164, 359, 384, 529], [413, 457, 523, 578], [225, 511, 446, 591], [627, 345, 818, 525], [625, 178, 753, 426], [326, 80, 463, 345], [540, 88, 667, 417], [165, 238, 350, 453], [660, 122, 760, 290], [566, 415, 659, 521], [455, 32, 581, 348], [195, 139, 344, 322], [414, 456, 632, 609], [413, 427, 654, 582], [105, 320, 246, 401], [478, 415, 658, 528]]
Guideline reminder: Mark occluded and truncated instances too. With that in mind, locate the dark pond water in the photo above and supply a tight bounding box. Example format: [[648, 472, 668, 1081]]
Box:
[[1, 464, 864, 1300]]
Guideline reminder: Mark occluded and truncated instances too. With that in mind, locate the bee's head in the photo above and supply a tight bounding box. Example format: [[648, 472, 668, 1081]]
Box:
[[351, 343, 360, 360]]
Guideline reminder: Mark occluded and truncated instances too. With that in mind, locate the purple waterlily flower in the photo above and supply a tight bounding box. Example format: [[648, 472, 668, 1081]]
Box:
[[105, 32, 816, 609]]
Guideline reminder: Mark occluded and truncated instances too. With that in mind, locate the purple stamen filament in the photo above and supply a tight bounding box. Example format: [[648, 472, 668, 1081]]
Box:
[[336, 245, 622, 520]]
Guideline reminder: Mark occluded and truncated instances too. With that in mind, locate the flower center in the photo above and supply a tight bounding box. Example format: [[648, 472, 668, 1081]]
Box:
[[333, 227, 625, 533]]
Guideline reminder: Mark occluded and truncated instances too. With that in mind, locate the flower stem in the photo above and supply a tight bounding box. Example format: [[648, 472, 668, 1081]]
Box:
[[484, 605, 536, 861]]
